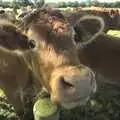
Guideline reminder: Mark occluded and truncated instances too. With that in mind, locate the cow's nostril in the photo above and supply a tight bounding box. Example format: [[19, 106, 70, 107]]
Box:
[[59, 76, 74, 88], [29, 40, 36, 48]]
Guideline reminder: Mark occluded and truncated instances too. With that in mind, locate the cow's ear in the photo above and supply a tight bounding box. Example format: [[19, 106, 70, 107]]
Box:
[[73, 15, 105, 47]]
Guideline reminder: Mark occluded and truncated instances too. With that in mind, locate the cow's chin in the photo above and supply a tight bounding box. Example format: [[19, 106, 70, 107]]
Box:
[[60, 97, 90, 109], [50, 74, 97, 110], [50, 92, 92, 109]]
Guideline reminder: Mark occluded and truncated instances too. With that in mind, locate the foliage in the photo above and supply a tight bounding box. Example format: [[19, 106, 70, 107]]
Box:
[[1, 0, 120, 8], [0, 97, 17, 120], [92, 0, 100, 7], [51, 1, 120, 8], [33, 98, 58, 120], [31, 0, 45, 8], [36, 0, 45, 8], [58, 2, 67, 8]]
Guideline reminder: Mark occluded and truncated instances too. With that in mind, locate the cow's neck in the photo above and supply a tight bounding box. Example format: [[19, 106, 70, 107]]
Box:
[[24, 40, 78, 92], [22, 49, 43, 93], [36, 44, 70, 91]]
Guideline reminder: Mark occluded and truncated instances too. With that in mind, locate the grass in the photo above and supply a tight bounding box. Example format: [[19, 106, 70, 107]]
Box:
[[107, 30, 120, 38], [0, 30, 120, 120], [1, 83, 120, 120], [0, 89, 17, 120], [0, 89, 5, 98]]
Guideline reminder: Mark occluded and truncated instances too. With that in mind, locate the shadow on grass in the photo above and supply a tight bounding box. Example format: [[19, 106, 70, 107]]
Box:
[[0, 83, 120, 120]]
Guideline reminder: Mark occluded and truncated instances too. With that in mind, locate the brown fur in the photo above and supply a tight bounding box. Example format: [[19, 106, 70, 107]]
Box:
[[0, 20, 35, 50], [22, 8, 96, 94], [73, 15, 120, 84], [67, 9, 120, 33], [0, 9, 97, 120], [78, 33, 120, 85], [0, 21, 36, 120]]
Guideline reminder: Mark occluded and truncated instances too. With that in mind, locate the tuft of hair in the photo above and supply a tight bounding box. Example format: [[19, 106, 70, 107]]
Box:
[[18, 9, 74, 51]]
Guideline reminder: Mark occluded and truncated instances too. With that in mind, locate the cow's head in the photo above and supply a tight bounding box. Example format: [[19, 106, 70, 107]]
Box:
[[19, 9, 105, 109], [0, 20, 35, 50]]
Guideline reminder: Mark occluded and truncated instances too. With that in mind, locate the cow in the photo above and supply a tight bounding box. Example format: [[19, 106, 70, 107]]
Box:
[[73, 17, 120, 85], [0, 20, 35, 50], [66, 9, 120, 33], [0, 9, 16, 23], [0, 9, 102, 120]]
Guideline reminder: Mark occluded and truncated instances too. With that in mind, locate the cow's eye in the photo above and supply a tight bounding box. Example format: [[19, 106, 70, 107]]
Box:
[[29, 40, 36, 48]]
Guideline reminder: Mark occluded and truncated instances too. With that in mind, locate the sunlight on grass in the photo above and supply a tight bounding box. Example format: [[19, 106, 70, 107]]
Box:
[[107, 30, 120, 38], [0, 88, 5, 97]]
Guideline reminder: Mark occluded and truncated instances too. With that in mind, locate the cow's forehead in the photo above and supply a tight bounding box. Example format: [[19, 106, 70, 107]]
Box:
[[37, 9, 65, 19], [24, 9, 70, 32], [25, 9, 75, 51], [35, 9, 70, 32]]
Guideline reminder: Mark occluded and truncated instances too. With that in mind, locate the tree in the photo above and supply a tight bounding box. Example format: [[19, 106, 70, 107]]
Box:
[[32, 0, 45, 8], [37, 0, 45, 8], [114, 2, 120, 8], [72, 1, 79, 7], [14, 0, 30, 6], [67, 2, 73, 7], [58, 2, 66, 8], [12, 0, 19, 14], [86, 0, 91, 6], [0, 0, 2, 5], [92, 0, 99, 6], [80, 2, 86, 7]]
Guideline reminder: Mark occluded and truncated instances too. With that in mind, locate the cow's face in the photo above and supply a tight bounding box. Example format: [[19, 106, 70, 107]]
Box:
[[50, 65, 96, 109], [23, 9, 97, 109], [0, 20, 35, 50]]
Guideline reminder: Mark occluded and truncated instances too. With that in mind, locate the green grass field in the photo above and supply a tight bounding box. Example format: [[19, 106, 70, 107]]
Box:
[[107, 30, 120, 38], [0, 30, 120, 120]]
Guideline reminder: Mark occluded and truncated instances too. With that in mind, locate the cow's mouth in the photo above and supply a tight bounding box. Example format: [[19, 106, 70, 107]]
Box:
[[61, 72, 97, 109], [63, 96, 89, 105], [61, 96, 90, 109]]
